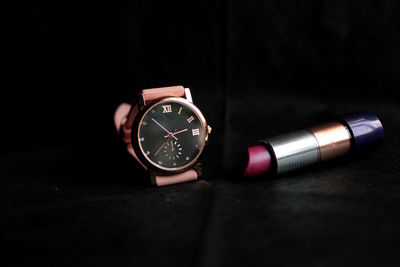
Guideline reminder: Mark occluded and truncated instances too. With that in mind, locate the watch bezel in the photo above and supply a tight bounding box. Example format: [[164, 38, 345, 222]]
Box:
[[131, 97, 209, 174]]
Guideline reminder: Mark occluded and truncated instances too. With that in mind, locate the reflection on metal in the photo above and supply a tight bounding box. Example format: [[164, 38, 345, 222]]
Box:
[[261, 130, 319, 173], [308, 121, 352, 161]]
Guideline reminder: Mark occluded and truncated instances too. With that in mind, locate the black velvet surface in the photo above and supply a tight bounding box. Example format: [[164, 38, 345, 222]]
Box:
[[3, 2, 400, 266]]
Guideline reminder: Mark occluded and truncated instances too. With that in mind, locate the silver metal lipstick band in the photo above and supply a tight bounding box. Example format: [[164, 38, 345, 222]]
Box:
[[261, 130, 319, 174]]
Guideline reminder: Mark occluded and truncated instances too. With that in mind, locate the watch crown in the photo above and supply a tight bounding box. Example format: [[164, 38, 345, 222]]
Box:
[[207, 125, 212, 134]]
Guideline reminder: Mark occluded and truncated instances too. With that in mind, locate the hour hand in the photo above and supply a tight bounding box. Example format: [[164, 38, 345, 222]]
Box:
[[164, 128, 188, 138]]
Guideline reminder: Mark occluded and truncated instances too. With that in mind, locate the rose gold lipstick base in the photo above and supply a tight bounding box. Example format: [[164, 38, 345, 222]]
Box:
[[308, 121, 351, 161]]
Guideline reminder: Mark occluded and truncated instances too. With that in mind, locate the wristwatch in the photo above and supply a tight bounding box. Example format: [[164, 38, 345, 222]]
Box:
[[114, 86, 212, 186]]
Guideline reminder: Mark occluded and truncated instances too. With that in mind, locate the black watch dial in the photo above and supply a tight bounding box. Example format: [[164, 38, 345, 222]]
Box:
[[137, 99, 206, 171]]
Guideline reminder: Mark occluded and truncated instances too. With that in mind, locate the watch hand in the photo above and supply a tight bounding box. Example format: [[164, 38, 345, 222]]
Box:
[[151, 117, 178, 140], [154, 134, 172, 156], [171, 141, 174, 152], [164, 128, 188, 138]]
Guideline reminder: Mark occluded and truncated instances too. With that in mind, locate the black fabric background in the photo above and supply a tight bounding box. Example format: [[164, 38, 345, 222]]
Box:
[[2, 1, 400, 266]]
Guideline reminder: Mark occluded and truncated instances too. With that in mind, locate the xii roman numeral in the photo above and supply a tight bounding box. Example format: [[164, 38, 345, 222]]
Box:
[[162, 105, 172, 113]]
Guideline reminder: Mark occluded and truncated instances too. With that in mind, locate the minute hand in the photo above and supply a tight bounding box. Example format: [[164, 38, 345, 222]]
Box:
[[151, 117, 178, 140], [164, 128, 188, 138]]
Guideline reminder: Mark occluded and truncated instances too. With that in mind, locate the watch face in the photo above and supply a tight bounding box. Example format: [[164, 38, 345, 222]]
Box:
[[135, 98, 207, 172]]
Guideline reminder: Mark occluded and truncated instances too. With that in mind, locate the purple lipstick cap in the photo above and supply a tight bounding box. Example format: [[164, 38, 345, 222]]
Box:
[[339, 112, 384, 150]]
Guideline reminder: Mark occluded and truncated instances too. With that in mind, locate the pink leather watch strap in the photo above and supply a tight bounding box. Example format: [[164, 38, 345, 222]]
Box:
[[114, 103, 131, 134], [152, 170, 198, 187], [114, 103, 135, 144], [142, 86, 185, 102]]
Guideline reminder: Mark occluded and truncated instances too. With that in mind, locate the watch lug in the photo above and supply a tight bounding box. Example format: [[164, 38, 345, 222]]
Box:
[[184, 88, 193, 103], [138, 92, 147, 109]]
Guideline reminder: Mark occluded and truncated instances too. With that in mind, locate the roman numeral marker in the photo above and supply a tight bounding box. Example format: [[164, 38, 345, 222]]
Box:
[[187, 116, 194, 123], [178, 107, 183, 115], [192, 128, 200, 136], [162, 105, 172, 113]]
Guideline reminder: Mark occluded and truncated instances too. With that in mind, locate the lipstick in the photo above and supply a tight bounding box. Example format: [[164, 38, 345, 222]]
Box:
[[243, 112, 384, 176]]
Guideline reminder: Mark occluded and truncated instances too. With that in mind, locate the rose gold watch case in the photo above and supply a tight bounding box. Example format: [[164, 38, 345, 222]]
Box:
[[131, 97, 209, 175]]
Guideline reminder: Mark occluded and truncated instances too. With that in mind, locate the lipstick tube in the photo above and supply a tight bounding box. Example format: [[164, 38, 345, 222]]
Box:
[[243, 112, 384, 176]]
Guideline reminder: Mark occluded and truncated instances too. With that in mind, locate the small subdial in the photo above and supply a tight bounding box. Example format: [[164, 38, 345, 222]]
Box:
[[163, 140, 183, 161]]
